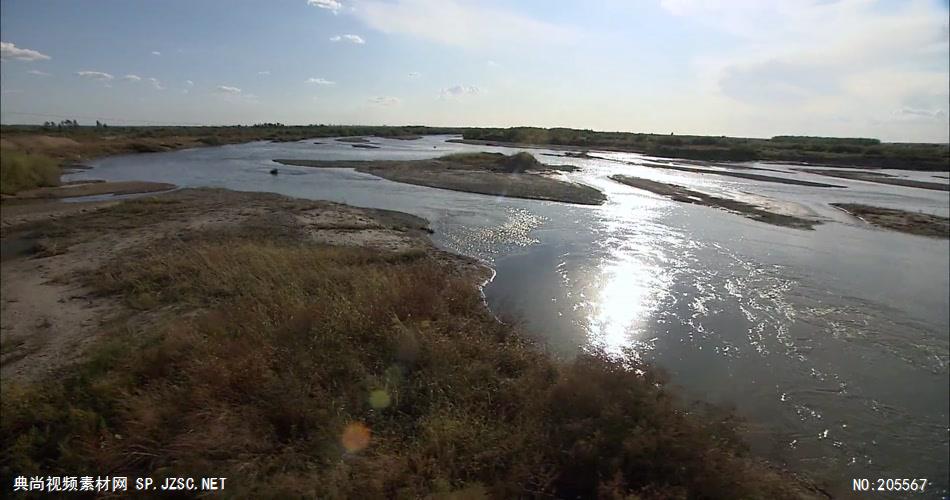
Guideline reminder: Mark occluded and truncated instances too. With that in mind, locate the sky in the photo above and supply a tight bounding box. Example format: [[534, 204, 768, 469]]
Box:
[[1, 0, 948, 142]]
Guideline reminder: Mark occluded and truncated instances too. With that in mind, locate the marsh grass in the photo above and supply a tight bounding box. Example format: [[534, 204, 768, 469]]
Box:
[[2, 219, 813, 498], [0, 150, 60, 194]]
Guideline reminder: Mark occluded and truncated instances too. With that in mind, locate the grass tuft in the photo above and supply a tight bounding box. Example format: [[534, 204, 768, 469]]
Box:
[[0, 150, 60, 194]]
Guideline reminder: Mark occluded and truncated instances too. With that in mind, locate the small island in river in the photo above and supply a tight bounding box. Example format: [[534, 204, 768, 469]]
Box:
[[832, 203, 949, 238], [611, 175, 819, 229], [275, 152, 606, 205], [798, 168, 950, 192]]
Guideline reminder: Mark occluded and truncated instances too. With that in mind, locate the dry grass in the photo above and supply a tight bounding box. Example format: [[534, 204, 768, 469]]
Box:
[[0, 150, 60, 194], [1, 202, 819, 498]]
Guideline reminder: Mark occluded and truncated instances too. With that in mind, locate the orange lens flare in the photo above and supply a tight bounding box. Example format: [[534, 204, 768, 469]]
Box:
[[341, 422, 371, 453]]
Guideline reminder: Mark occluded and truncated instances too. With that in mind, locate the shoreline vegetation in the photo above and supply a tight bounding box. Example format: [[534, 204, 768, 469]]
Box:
[[832, 203, 950, 238], [275, 152, 606, 205], [0, 189, 827, 498], [610, 175, 820, 229], [455, 128, 950, 171]]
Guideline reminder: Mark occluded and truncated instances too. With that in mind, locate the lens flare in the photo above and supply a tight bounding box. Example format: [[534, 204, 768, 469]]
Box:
[[341, 422, 371, 453]]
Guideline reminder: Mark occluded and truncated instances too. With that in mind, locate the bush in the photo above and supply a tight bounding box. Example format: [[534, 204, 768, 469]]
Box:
[[0, 150, 60, 194]]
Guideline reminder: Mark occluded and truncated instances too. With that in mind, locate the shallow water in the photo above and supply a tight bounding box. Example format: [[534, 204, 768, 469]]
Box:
[[67, 135, 949, 497]]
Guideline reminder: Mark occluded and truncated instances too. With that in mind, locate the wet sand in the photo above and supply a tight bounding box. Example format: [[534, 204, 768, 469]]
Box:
[[832, 203, 949, 238], [274, 157, 606, 205], [632, 163, 845, 187], [611, 175, 819, 229], [800, 169, 950, 192]]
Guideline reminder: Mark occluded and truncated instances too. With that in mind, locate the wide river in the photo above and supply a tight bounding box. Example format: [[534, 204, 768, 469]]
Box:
[[67, 135, 949, 497]]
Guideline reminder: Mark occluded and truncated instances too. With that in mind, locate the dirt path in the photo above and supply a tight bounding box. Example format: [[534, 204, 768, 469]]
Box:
[[1, 244, 118, 381]]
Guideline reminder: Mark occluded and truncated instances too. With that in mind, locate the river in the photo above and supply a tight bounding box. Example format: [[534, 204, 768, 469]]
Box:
[[65, 135, 950, 497]]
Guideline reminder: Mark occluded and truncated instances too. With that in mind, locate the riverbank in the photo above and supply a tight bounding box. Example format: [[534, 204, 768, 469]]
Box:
[[832, 203, 949, 238], [0, 126, 461, 195], [275, 152, 606, 205], [0, 188, 825, 498], [611, 175, 820, 229]]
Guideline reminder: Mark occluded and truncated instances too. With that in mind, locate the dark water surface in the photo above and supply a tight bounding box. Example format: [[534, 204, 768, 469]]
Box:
[[68, 136, 950, 497]]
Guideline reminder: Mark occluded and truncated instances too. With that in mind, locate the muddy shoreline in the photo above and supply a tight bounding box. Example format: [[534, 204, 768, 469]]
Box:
[[832, 203, 949, 238], [630, 162, 845, 188]]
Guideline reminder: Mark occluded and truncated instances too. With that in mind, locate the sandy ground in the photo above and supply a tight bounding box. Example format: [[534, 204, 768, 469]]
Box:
[[274, 157, 606, 205], [0, 188, 487, 383]]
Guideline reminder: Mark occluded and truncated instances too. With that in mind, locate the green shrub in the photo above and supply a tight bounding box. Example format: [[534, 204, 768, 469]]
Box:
[[0, 150, 60, 194]]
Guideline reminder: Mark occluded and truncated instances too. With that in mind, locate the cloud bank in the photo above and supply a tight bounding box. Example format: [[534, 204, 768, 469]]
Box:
[[0, 41, 50, 61]]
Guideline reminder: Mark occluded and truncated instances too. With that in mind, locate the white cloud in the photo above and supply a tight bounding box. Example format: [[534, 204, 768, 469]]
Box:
[[439, 84, 479, 99], [407, 71, 421, 79], [368, 96, 401, 106], [27, 69, 50, 76], [306, 77, 335, 85], [121, 74, 142, 81], [0, 41, 51, 61], [896, 107, 947, 119], [307, 0, 342, 14], [76, 70, 114, 81], [351, 0, 577, 49], [258, 70, 271, 76], [486, 60, 499, 68], [148, 77, 165, 90], [216, 85, 242, 94], [330, 34, 365, 44], [664, 0, 949, 141], [151, 51, 161, 56]]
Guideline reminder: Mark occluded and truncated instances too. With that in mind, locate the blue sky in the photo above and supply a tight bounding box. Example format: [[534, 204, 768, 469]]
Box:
[[1, 0, 948, 142]]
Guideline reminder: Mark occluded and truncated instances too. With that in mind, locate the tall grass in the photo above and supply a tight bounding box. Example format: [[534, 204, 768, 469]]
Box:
[[0, 150, 60, 194], [1, 219, 814, 498]]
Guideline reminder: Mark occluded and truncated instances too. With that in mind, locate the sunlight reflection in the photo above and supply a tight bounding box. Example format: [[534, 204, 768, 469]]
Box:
[[586, 186, 676, 356]]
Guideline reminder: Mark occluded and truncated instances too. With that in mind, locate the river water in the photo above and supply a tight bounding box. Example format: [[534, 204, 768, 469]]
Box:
[[66, 135, 949, 497]]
